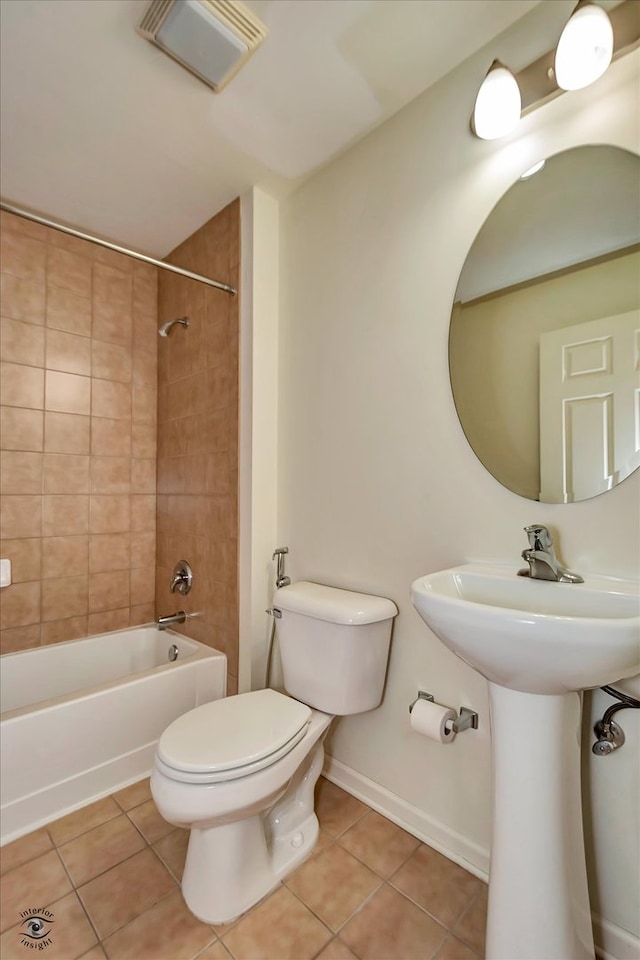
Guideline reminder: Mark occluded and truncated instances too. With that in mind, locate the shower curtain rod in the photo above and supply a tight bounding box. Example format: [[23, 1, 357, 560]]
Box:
[[0, 201, 237, 296]]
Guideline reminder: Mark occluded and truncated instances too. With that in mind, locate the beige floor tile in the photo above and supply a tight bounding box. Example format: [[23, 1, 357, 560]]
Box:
[[452, 887, 487, 958], [286, 844, 381, 932], [112, 778, 152, 811], [102, 889, 216, 960], [195, 942, 232, 959], [315, 937, 359, 959], [339, 811, 421, 878], [434, 935, 482, 960], [390, 845, 482, 929], [222, 886, 332, 960], [58, 815, 146, 886], [0, 891, 97, 960], [340, 884, 448, 960], [315, 779, 369, 839], [78, 848, 176, 939], [48, 796, 121, 846], [0, 850, 72, 933], [127, 797, 174, 843], [78, 948, 107, 960], [153, 828, 190, 882], [0, 828, 52, 875]]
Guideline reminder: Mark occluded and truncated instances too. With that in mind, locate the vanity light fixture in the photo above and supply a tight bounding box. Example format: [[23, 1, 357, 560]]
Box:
[[470, 0, 638, 140], [472, 60, 522, 140], [554, 1, 613, 91]]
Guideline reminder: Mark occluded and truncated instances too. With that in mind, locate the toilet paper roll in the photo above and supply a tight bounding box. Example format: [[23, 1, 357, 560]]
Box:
[[410, 699, 457, 743]]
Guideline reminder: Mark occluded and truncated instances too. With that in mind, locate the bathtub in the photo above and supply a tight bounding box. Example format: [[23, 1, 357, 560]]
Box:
[[0, 625, 226, 844]]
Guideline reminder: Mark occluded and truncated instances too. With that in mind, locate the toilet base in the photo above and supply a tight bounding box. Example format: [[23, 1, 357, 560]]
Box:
[[181, 741, 325, 924]]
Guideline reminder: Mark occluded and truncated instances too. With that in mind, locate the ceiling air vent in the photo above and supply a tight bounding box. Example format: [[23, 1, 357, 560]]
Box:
[[137, 0, 268, 92]]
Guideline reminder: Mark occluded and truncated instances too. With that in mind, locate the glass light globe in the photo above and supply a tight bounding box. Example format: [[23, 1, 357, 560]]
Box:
[[555, 3, 613, 91], [472, 64, 522, 140]]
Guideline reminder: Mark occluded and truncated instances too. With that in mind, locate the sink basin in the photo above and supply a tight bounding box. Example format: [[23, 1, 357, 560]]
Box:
[[411, 564, 640, 695]]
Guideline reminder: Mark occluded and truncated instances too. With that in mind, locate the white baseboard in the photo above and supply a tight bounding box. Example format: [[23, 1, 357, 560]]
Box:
[[323, 755, 640, 960], [322, 755, 489, 881]]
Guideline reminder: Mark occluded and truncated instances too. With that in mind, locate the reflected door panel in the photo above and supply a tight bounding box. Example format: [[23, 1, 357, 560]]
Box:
[[539, 311, 640, 502]]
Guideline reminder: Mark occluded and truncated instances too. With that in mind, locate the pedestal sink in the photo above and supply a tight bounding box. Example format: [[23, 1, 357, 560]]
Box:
[[411, 564, 640, 960]]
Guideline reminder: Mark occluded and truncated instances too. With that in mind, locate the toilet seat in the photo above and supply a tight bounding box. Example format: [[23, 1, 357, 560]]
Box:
[[156, 688, 312, 785]]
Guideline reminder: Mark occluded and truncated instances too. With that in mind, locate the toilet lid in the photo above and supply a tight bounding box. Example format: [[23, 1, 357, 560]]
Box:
[[157, 688, 312, 775]]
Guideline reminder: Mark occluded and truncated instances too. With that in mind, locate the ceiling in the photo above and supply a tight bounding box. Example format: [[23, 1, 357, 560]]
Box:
[[0, 0, 544, 256]]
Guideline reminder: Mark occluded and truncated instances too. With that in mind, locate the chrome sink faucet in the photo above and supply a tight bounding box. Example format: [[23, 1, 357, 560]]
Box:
[[518, 524, 583, 583]]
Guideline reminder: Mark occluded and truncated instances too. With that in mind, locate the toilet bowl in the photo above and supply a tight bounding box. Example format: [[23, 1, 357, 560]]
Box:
[[151, 581, 397, 924]]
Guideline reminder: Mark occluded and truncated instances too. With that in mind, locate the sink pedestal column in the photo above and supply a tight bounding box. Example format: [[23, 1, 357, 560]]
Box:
[[486, 684, 594, 960]]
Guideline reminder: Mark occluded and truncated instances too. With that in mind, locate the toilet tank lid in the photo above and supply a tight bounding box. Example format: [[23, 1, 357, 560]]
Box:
[[274, 581, 398, 625]]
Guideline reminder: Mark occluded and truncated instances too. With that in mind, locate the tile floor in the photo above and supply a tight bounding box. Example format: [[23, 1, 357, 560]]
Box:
[[0, 777, 487, 960]]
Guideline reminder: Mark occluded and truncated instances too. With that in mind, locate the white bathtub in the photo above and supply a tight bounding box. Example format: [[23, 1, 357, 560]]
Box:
[[0, 625, 226, 844]]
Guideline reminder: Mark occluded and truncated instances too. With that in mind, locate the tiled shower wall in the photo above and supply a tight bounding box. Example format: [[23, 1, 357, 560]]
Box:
[[0, 211, 158, 653], [155, 200, 239, 694]]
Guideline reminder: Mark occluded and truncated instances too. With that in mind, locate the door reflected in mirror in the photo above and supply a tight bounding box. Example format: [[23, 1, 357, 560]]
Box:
[[449, 145, 640, 503]]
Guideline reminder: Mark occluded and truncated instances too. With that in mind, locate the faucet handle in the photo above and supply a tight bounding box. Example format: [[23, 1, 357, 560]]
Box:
[[524, 524, 553, 552]]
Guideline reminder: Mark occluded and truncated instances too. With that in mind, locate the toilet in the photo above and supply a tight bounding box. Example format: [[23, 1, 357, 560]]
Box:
[[150, 580, 397, 924]]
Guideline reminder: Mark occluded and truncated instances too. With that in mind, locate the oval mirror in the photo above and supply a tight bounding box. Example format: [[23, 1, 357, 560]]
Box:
[[449, 145, 640, 503]]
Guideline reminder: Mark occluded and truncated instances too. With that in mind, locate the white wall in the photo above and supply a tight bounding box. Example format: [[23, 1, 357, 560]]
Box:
[[275, 14, 639, 957]]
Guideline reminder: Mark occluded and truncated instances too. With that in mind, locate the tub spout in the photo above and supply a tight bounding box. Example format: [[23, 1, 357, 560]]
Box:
[[158, 611, 186, 630]]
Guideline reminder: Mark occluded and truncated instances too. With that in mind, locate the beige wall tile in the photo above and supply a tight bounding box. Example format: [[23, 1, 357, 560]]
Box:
[[131, 458, 156, 493], [0, 406, 43, 451], [43, 495, 89, 537], [40, 615, 88, 645], [42, 536, 89, 580], [0, 211, 48, 241], [44, 411, 90, 455], [89, 495, 130, 534], [90, 417, 131, 458], [41, 575, 88, 622], [46, 328, 92, 376], [130, 494, 155, 532], [130, 602, 155, 625], [91, 379, 131, 420], [133, 311, 158, 355], [92, 264, 132, 346], [0, 495, 42, 539], [0, 362, 44, 409], [89, 533, 130, 573], [133, 273, 158, 318], [45, 370, 91, 415], [93, 247, 134, 274], [131, 421, 156, 458], [0, 451, 43, 494], [46, 285, 92, 337], [0, 622, 41, 654], [0, 231, 46, 285], [89, 569, 130, 613], [91, 341, 132, 382], [0, 580, 41, 629], [90, 457, 131, 494], [47, 246, 92, 297], [88, 607, 130, 634], [0, 273, 45, 325], [130, 531, 155, 568], [0, 317, 45, 366], [130, 565, 155, 605], [0, 538, 41, 581], [44, 453, 90, 494]]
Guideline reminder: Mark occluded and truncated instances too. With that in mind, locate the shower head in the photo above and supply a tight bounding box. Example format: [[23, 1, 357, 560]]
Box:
[[159, 316, 190, 337]]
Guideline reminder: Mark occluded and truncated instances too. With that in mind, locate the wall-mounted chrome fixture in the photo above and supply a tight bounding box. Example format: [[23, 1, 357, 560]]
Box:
[[159, 316, 190, 338], [137, 0, 268, 94], [272, 547, 290, 589], [472, 0, 639, 140], [170, 560, 193, 594]]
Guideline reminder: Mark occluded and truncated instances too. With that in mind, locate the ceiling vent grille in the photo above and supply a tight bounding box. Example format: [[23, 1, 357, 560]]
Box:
[[137, 0, 268, 92]]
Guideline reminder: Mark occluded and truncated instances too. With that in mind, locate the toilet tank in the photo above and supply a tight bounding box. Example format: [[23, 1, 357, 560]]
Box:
[[274, 581, 397, 715]]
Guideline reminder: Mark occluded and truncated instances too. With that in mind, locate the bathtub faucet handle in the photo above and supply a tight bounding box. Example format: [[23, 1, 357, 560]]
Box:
[[170, 560, 193, 595]]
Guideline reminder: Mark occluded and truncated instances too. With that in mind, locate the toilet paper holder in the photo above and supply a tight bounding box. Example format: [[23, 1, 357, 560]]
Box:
[[409, 691, 479, 734]]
